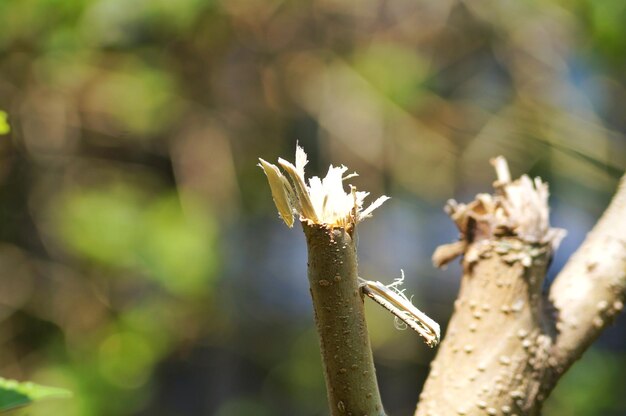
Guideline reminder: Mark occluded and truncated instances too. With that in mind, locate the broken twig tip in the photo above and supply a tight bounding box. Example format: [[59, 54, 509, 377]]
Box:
[[259, 146, 389, 228], [491, 156, 512, 186]]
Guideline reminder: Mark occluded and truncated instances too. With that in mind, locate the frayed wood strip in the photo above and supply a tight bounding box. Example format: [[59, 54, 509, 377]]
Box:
[[360, 279, 440, 347]]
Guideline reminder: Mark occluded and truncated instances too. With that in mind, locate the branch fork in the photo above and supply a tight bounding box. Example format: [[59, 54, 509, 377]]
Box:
[[417, 157, 626, 416]]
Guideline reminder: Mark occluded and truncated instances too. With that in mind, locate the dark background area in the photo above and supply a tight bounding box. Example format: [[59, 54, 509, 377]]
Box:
[[0, 0, 625, 415]]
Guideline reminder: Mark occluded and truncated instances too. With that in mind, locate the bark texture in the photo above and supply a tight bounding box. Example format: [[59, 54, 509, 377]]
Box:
[[416, 162, 626, 416], [549, 177, 626, 372], [417, 240, 554, 416], [303, 223, 385, 416]]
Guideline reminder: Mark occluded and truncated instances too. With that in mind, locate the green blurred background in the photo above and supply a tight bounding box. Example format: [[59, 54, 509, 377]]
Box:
[[0, 0, 625, 415]]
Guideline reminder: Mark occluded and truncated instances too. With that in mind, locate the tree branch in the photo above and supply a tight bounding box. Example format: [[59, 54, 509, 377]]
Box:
[[258, 145, 390, 415], [416, 158, 562, 416], [416, 160, 626, 416], [304, 223, 384, 416], [549, 175, 626, 372]]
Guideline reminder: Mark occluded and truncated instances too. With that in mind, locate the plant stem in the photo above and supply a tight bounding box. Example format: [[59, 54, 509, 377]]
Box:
[[416, 243, 553, 416], [303, 223, 385, 416], [549, 175, 626, 371], [416, 164, 626, 415]]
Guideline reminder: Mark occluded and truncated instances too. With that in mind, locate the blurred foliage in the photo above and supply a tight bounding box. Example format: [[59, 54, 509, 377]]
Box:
[[544, 349, 626, 415], [0, 111, 9, 135], [0, 0, 624, 415], [54, 185, 217, 296], [0, 377, 70, 413]]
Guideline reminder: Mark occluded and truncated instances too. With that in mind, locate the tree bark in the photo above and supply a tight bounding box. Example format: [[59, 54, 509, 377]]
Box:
[[415, 161, 626, 416], [303, 223, 385, 416], [416, 240, 555, 416], [548, 177, 626, 373]]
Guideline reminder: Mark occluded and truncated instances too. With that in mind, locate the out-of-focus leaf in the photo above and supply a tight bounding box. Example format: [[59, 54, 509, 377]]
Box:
[[56, 185, 143, 267], [584, 0, 626, 64], [55, 184, 217, 296], [0, 111, 9, 135], [85, 62, 180, 137], [139, 195, 217, 296], [0, 377, 70, 413], [352, 42, 428, 106], [98, 330, 157, 389]]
